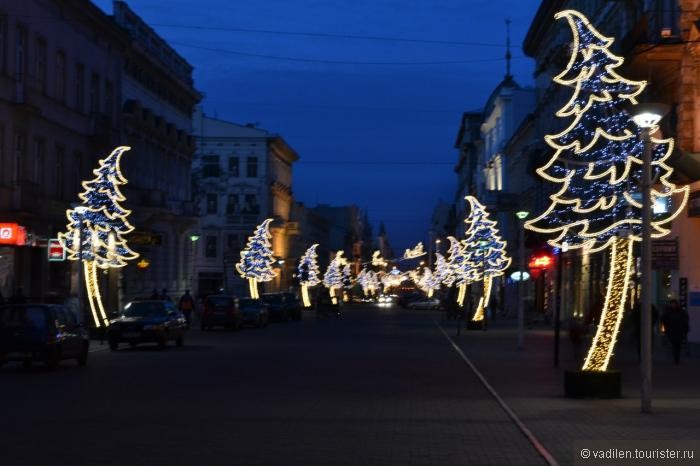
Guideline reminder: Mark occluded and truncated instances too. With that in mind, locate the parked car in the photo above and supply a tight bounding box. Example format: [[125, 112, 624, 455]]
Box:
[[108, 300, 187, 350], [261, 292, 302, 321], [238, 298, 269, 328], [0, 304, 89, 369], [201, 295, 242, 330], [406, 297, 442, 310]]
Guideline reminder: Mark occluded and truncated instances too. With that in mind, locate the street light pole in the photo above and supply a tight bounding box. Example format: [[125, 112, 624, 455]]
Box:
[[631, 103, 668, 414], [640, 127, 654, 413], [190, 234, 200, 296], [516, 211, 529, 349]]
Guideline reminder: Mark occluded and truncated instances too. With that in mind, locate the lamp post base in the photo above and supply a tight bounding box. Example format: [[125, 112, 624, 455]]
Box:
[[564, 370, 622, 399]]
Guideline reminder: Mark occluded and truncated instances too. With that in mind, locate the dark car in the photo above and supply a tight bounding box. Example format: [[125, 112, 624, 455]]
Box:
[[0, 304, 89, 369], [238, 298, 269, 328], [201, 295, 242, 330], [108, 300, 187, 350], [261, 292, 302, 321]]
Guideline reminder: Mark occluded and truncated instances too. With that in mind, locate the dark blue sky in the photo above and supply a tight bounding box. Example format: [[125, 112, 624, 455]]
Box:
[[95, 0, 538, 251]]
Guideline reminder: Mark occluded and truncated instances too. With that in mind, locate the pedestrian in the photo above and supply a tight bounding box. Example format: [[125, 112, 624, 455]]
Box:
[[8, 287, 26, 304], [160, 288, 171, 301], [661, 299, 689, 365], [179, 290, 195, 328]]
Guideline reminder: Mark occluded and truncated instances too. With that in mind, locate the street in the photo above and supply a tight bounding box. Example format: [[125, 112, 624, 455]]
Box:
[[0, 306, 545, 466]]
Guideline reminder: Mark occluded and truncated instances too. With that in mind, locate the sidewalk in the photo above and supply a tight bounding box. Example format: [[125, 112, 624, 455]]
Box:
[[437, 316, 700, 465]]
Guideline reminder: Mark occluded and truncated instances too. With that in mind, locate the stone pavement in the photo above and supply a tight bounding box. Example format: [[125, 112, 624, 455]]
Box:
[[436, 314, 700, 465]]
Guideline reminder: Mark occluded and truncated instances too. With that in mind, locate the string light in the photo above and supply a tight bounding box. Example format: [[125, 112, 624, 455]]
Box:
[[462, 196, 511, 321], [58, 146, 138, 328], [524, 9, 689, 371], [403, 242, 427, 259], [323, 251, 345, 303], [236, 218, 277, 299], [298, 244, 320, 308], [371, 250, 388, 267]]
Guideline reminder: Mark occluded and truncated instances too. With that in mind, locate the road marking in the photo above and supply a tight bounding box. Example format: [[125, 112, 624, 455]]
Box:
[[436, 321, 560, 466], [88, 345, 108, 353]]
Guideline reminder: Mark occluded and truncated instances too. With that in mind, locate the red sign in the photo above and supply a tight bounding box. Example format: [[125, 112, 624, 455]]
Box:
[[0, 223, 26, 246], [528, 254, 553, 270], [48, 238, 66, 261]]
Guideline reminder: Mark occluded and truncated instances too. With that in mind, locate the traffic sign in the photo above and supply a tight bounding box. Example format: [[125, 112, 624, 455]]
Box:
[[48, 238, 66, 261]]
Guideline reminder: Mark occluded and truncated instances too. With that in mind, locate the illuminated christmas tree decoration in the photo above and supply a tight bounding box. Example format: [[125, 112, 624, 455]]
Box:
[[418, 267, 440, 298], [432, 253, 452, 287], [59, 146, 138, 328], [371, 250, 388, 267], [236, 218, 277, 299], [403, 242, 426, 259], [381, 267, 406, 290], [524, 10, 688, 371], [323, 251, 345, 304], [298, 244, 321, 308], [341, 263, 354, 302], [463, 196, 510, 322]]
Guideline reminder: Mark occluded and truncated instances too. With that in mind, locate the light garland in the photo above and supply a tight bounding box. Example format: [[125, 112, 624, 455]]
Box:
[[341, 263, 354, 302], [323, 251, 345, 304], [371, 250, 388, 267], [236, 218, 277, 299], [462, 196, 511, 321], [298, 244, 321, 308], [58, 146, 138, 328], [524, 10, 689, 371], [403, 242, 426, 259]]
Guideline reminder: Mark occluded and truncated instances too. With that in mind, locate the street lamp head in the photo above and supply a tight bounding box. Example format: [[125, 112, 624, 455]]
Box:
[[631, 103, 669, 129], [190, 234, 200, 242], [515, 211, 530, 220], [435, 239, 441, 244]]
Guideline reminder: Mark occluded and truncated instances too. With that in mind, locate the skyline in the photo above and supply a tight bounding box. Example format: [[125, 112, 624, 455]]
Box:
[[94, 0, 538, 251]]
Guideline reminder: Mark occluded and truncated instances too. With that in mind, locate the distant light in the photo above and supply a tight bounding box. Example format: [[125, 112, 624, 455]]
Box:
[[515, 211, 530, 220], [653, 198, 669, 214], [510, 271, 530, 281], [190, 234, 200, 242]]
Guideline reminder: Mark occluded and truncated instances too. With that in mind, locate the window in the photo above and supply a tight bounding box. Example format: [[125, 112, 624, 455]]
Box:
[[13, 132, 24, 184], [226, 194, 238, 215], [55, 51, 66, 102], [0, 15, 6, 73], [75, 62, 84, 112], [89, 72, 100, 113], [246, 156, 257, 177], [35, 37, 46, 93], [15, 24, 26, 83], [228, 156, 239, 176], [243, 194, 259, 214], [206, 194, 218, 214], [55, 145, 65, 198], [201, 155, 219, 178], [205, 235, 217, 258], [104, 80, 113, 118], [226, 234, 238, 253], [484, 155, 503, 192], [32, 137, 44, 185]]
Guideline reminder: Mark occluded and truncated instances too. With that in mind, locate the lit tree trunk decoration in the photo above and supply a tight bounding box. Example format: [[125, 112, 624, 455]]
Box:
[[298, 244, 321, 308], [524, 10, 688, 372], [236, 218, 278, 299], [59, 146, 139, 328], [462, 196, 510, 322]]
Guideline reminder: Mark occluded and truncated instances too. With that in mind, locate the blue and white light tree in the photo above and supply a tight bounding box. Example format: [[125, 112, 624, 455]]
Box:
[[323, 251, 345, 303], [341, 263, 354, 302], [525, 10, 688, 371], [445, 236, 477, 306], [298, 244, 321, 307], [463, 196, 510, 322], [236, 218, 277, 299], [59, 146, 138, 328]]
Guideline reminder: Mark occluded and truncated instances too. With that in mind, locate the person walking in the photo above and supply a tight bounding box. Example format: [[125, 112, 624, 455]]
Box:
[[178, 290, 195, 328], [661, 299, 689, 365]]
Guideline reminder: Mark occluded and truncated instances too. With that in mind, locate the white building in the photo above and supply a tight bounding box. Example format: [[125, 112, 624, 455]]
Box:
[[192, 109, 298, 297]]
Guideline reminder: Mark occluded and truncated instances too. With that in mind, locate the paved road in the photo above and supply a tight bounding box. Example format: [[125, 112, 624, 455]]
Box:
[[0, 306, 545, 466]]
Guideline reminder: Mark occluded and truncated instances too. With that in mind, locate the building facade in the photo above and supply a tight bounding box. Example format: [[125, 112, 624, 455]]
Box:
[[192, 109, 298, 297], [0, 0, 125, 302], [112, 1, 201, 304]]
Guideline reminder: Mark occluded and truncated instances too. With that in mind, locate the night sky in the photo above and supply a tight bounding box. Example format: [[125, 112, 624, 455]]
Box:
[[94, 0, 538, 251]]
